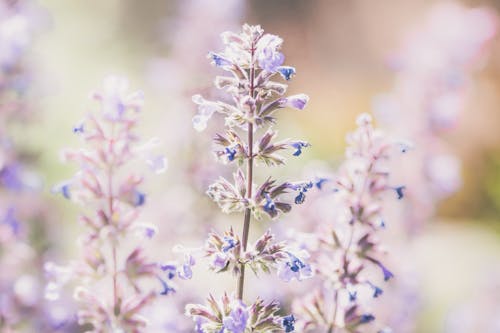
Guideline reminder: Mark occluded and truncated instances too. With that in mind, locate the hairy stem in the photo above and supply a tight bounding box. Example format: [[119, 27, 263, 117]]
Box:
[[237, 44, 256, 301]]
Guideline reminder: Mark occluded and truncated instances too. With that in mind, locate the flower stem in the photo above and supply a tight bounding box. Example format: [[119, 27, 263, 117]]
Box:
[[107, 125, 118, 314], [237, 44, 256, 301]]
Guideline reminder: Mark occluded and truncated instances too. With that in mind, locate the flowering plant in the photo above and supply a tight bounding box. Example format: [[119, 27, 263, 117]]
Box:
[[293, 114, 405, 332], [46, 76, 189, 332], [186, 24, 313, 332]]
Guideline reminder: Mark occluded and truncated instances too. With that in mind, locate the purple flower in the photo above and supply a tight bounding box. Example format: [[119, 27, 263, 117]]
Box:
[[52, 182, 72, 199], [277, 66, 296, 81], [160, 263, 177, 280], [0, 164, 23, 191], [178, 254, 195, 280], [257, 34, 284, 72], [377, 262, 394, 281], [360, 314, 375, 324], [158, 277, 176, 295], [192, 94, 223, 132], [222, 300, 249, 333], [72, 122, 84, 134], [278, 251, 313, 282], [145, 155, 168, 174], [263, 193, 277, 215], [211, 252, 230, 271], [2, 207, 20, 235], [282, 314, 295, 332], [366, 281, 383, 298], [294, 191, 305, 205], [290, 141, 310, 156], [132, 190, 146, 207], [279, 94, 309, 110], [208, 52, 232, 67], [314, 177, 328, 189], [225, 147, 237, 161], [221, 236, 237, 252], [394, 186, 406, 200]]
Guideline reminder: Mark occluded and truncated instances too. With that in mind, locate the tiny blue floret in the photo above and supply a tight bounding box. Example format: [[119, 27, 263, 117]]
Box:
[[359, 314, 375, 324], [221, 236, 237, 252], [209, 52, 232, 67], [225, 147, 237, 161], [394, 186, 406, 200], [133, 190, 146, 207], [277, 66, 296, 81], [282, 314, 295, 332]]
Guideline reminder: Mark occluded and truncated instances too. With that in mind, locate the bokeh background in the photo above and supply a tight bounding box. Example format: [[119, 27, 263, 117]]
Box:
[[5, 0, 500, 332]]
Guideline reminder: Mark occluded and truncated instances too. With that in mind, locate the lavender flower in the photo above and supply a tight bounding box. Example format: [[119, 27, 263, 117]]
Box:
[[45, 77, 188, 331], [187, 24, 312, 332], [186, 294, 292, 333], [292, 113, 405, 332]]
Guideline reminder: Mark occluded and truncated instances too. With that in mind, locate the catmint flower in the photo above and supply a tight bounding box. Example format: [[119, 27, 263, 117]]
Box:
[[282, 314, 296, 332], [394, 186, 405, 200], [46, 77, 187, 331], [190, 24, 311, 332], [292, 114, 404, 332], [277, 66, 296, 81], [132, 189, 146, 206], [52, 181, 72, 199], [290, 141, 310, 156], [263, 193, 277, 215], [256, 34, 284, 72], [186, 294, 291, 332], [192, 94, 223, 131], [72, 122, 84, 134], [208, 51, 232, 67], [2, 207, 20, 235], [222, 300, 249, 333], [277, 251, 313, 282], [145, 155, 168, 174], [279, 94, 309, 110]]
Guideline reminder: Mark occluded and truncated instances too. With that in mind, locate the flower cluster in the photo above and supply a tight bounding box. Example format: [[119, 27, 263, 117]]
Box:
[[292, 114, 404, 332], [46, 76, 188, 332], [186, 24, 312, 332], [187, 294, 296, 333], [373, 2, 498, 232]]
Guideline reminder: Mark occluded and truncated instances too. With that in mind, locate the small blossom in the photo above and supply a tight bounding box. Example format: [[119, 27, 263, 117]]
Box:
[[222, 300, 249, 333], [222, 236, 238, 252], [72, 122, 84, 134], [132, 223, 158, 239], [158, 277, 176, 296], [263, 193, 277, 215], [282, 314, 295, 332], [257, 34, 284, 72], [52, 182, 71, 199], [192, 94, 223, 131], [2, 207, 20, 235], [360, 314, 375, 324], [277, 66, 296, 81], [394, 185, 406, 200], [225, 147, 237, 162], [208, 51, 232, 67], [278, 251, 313, 282], [314, 177, 329, 189], [290, 141, 310, 156], [132, 190, 146, 207], [146, 155, 168, 174], [279, 94, 309, 110]]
